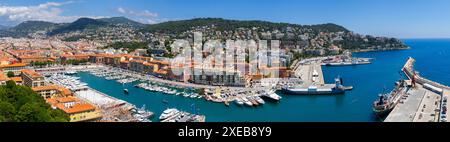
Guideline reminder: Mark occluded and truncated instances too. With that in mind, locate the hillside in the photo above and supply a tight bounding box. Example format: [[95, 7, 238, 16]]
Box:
[[0, 21, 62, 37], [145, 18, 349, 34], [0, 17, 408, 53], [143, 18, 407, 51], [98, 16, 145, 28], [0, 25, 9, 30], [0, 17, 144, 37], [48, 18, 108, 35]]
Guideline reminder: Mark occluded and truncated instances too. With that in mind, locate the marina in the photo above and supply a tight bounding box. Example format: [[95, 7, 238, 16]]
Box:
[[82, 66, 281, 107], [44, 73, 154, 122]]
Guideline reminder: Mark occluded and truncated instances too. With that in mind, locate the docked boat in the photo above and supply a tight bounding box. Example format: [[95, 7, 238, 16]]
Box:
[[64, 71, 77, 75], [242, 97, 253, 106], [372, 94, 394, 117], [159, 108, 179, 120], [224, 101, 230, 107], [247, 96, 259, 106], [282, 77, 350, 95], [255, 96, 265, 104], [234, 98, 244, 105], [372, 80, 407, 117]]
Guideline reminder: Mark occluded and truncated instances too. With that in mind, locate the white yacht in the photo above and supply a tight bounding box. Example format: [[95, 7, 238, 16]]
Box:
[[234, 98, 244, 105], [262, 90, 282, 101], [159, 108, 179, 120], [241, 97, 253, 106], [255, 96, 265, 104]]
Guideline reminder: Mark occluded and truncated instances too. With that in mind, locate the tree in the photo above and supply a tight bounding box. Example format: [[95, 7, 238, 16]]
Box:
[[0, 82, 69, 122], [0, 102, 15, 122], [6, 80, 15, 88], [7, 71, 14, 78]]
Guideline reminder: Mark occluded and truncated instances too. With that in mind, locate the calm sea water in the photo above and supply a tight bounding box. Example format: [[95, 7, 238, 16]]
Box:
[[77, 39, 450, 122]]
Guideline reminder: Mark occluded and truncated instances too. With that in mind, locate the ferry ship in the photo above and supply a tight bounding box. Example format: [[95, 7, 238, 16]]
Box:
[[281, 77, 352, 95]]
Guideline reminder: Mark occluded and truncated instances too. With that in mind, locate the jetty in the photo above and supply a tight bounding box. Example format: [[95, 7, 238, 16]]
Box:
[[289, 57, 353, 95], [384, 57, 449, 122]]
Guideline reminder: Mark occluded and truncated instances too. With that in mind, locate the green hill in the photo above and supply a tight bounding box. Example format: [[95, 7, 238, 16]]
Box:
[[145, 18, 349, 34]]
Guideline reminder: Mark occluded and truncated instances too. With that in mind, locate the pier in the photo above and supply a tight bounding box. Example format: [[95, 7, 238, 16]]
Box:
[[294, 61, 325, 86], [384, 57, 449, 122]]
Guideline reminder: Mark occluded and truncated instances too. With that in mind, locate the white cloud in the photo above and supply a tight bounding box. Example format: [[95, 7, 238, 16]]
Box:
[[117, 7, 126, 14], [116, 7, 161, 24], [0, 1, 104, 25]]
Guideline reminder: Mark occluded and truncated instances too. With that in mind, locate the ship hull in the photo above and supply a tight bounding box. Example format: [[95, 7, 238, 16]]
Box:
[[373, 108, 393, 118], [281, 88, 345, 95]]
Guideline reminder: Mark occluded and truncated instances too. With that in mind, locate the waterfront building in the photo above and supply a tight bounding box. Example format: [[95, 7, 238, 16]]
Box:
[[260, 66, 293, 78], [46, 96, 102, 122], [9, 77, 23, 85], [189, 68, 245, 86], [18, 55, 56, 64], [0, 71, 10, 85], [0, 63, 28, 75], [129, 59, 158, 74], [21, 69, 45, 88], [60, 54, 90, 63], [32, 85, 73, 99], [89, 54, 132, 67]]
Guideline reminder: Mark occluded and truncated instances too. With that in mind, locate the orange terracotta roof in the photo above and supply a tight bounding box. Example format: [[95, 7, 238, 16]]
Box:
[[131, 60, 145, 63], [151, 60, 170, 65], [21, 69, 43, 78], [0, 63, 28, 68], [56, 86, 72, 96], [143, 62, 157, 66], [32, 85, 58, 92], [251, 74, 263, 80], [62, 54, 90, 60], [260, 66, 289, 70], [18, 55, 47, 59], [56, 97, 77, 103], [155, 69, 168, 75], [93, 53, 122, 58], [9, 77, 22, 82], [46, 98, 58, 105], [0, 72, 10, 81], [56, 103, 96, 114]]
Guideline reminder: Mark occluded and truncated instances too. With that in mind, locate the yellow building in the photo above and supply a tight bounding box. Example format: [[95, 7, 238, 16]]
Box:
[[9, 77, 23, 85], [32, 85, 72, 99], [47, 97, 102, 122], [0, 71, 10, 85]]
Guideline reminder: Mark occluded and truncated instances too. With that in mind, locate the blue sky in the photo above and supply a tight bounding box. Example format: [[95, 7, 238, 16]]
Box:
[[1, 0, 449, 38]]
